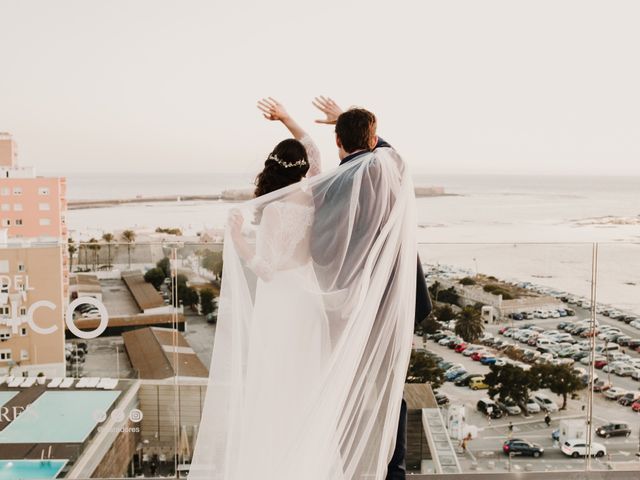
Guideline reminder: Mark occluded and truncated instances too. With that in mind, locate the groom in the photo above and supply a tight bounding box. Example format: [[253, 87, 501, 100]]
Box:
[[312, 97, 432, 480]]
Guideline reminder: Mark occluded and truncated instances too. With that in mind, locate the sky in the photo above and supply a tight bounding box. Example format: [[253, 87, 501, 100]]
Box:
[[1, 0, 639, 176]]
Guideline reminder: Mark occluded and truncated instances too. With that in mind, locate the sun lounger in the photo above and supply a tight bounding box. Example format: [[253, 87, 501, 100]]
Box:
[[47, 377, 64, 388], [59, 377, 75, 388], [0, 375, 8, 386], [20, 377, 37, 388], [75, 377, 90, 388], [97, 378, 119, 390], [84, 377, 100, 388], [8, 377, 23, 387]]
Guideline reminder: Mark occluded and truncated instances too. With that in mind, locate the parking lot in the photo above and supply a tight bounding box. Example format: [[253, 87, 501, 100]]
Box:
[[423, 301, 640, 472]]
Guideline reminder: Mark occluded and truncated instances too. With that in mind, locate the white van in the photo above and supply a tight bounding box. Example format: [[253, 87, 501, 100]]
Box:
[[595, 343, 620, 354], [536, 338, 558, 349]]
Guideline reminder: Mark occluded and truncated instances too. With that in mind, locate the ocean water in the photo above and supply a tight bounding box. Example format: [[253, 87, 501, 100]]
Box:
[[65, 173, 640, 315]]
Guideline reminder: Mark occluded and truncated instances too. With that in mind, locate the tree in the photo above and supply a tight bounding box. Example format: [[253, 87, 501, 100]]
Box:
[[530, 364, 584, 410], [157, 257, 171, 278], [202, 250, 223, 280], [485, 364, 531, 408], [200, 288, 216, 316], [67, 239, 77, 272], [459, 277, 476, 286], [454, 305, 484, 342], [433, 304, 456, 323], [102, 233, 115, 270], [428, 281, 460, 305], [180, 286, 199, 310], [121, 230, 136, 269], [87, 238, 101, 271], [144, 267, 166, 289], [421, 316, 442, 335], [406, 351, 444, 388]]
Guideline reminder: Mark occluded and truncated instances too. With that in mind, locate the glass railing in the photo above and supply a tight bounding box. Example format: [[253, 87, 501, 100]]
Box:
[[0, 240, 638, 478]]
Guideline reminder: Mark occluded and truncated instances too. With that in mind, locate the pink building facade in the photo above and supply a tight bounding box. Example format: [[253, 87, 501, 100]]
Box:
[[0, 132, 68, 377]]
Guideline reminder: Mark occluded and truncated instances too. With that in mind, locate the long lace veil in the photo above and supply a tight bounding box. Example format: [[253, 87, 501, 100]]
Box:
[[189, 147, 417, 479]]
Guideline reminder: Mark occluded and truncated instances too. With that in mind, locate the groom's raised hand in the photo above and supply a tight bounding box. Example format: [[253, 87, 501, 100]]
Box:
[[312, 96, 343, 125]]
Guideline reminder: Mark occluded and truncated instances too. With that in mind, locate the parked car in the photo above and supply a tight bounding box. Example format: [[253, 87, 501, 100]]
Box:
[[496, 398, 522, 415], [454, 342, 468, 353], [604, 387, 627, 400], [523, 398, 541, 414], [435, 392, 449, 406], [614, 364, 635, 377], [477, 398, 503, 418], [596, 422, 631, 438], [469, 376, 489, 390], [632, 400, 640, 412], [502, 439, 544, 457], [480, 356, 497, 365], [618, 393, 640, 407], [592, 379, 612, 392], [561, 439, 606, 458], [454, 373, 482, 387], [532, 393, 559, 413]]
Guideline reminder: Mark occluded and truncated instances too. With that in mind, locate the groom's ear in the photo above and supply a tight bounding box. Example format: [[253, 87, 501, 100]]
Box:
[[335, 135, 343, 149]]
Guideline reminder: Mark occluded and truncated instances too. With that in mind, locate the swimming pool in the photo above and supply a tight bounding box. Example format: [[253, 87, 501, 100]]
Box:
[[0, 459, 66, 479], [0, 391, 17, 406], [0, 390, 120, 444]]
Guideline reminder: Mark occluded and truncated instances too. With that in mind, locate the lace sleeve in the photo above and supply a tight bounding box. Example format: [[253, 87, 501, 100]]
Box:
[[299, 134, 322, 177], [246, 203, 313, 281]]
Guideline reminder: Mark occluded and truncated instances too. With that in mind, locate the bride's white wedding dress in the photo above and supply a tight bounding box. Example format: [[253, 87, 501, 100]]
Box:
[[189, 136, 417, 480]]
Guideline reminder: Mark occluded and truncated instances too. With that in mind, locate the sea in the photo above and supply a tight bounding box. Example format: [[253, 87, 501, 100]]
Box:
[[65, 173, 640, 315]]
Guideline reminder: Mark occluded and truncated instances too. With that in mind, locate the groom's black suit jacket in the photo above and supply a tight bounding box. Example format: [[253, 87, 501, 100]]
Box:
[[311, 138, 432, 327]]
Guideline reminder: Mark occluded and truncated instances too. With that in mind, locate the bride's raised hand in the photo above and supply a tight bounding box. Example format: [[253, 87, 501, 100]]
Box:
[[257, 97, 290, 122], [312, 96, 343, 125]]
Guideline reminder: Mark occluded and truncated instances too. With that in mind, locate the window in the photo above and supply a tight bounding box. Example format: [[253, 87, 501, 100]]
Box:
[[20, 327, 27, 336], [17, 263, 25, 272], [38, 203, 50, 211], [20, 349, 29, 360], [39, 218, 51, 226], [13, 203, 22, 211], [0, 350, 11, 360], [15, 219, 23, 226], [0, 260, 8, 273], [1, 204, 8, 211], [12, 187, 22, 195], [1, 219, 10, 227], [19, 307, 26, 316], [0, 187, 8, 196], [38, 187, 50, 195], [0, 306, 9, 315], [0, 330, 10, 340]]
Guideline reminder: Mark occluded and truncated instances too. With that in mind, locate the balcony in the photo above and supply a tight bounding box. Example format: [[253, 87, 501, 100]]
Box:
[[0, 240, 638, 479]]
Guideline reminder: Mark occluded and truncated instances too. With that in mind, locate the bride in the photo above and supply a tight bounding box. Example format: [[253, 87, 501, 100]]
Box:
[[189, 97, 417, 480]]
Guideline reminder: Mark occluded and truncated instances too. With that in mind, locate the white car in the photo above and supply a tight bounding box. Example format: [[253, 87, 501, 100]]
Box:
[[602, 361, 625, 373], [614, 364, 635, 377], [580, 355, 606, 366], [532, 393, 559, 412], [561, 439, 606, 458], [604, 387, 627, 400], [524, 398, 541, 414]]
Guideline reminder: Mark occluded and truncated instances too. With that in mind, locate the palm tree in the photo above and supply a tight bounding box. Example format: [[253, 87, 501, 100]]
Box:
[[67, 239, 77, 272], [102, 233, 114, 270], [454, 305, 485, 342], [121, 230, 136, 269], [79, 243, 89, 271], [87, 238, 101, 271]]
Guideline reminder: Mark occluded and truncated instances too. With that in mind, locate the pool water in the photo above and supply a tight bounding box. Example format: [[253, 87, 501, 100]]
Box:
[[0, 390, 120, 444], [0, 460, 66, 479], [0, 391, 17, 406]]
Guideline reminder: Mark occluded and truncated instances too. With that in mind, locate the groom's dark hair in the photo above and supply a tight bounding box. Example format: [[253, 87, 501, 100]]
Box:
[[335, 108, 377, 154]]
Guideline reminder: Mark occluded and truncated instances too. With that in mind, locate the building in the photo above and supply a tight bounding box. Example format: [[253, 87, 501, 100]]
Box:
[[0, 242, 66, 377], [0, 132, 68, 377]]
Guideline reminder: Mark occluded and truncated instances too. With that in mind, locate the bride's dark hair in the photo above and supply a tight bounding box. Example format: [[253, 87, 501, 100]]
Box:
[[254, 138, 309, 197]]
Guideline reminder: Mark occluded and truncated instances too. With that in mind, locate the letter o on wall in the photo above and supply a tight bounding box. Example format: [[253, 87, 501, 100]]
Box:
[[66, 297, 109, 339]]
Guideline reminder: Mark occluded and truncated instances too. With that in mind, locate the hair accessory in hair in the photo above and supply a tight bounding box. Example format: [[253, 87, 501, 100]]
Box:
[[268, 153, 308, 168]]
